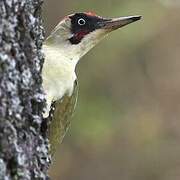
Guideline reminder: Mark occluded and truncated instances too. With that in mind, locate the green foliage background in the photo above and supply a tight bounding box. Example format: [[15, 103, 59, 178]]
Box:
[[43, 0, 180, 179]]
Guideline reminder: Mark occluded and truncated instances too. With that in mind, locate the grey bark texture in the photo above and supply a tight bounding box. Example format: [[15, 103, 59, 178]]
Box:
[[0, 0, 50, 179]]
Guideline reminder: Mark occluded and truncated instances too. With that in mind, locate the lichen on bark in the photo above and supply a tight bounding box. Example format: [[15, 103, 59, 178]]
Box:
[[0, 0, 50, 179]]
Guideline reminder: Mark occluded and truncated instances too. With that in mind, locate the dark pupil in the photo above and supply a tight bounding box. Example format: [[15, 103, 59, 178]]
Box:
[[78, 19, 85, 25]]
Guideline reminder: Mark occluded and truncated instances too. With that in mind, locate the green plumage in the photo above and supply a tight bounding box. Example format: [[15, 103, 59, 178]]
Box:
[[48, 81, 78, 155]]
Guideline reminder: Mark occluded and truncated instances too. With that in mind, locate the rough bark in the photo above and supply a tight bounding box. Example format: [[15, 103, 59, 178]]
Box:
[[0, 0, 50, 179]]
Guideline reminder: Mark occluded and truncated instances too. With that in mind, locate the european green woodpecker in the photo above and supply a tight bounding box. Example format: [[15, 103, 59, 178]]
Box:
[[42, 12, 141, 153]]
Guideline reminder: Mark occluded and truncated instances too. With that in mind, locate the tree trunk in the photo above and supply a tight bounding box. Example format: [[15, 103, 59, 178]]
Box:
[[0, 0, 50, 179]]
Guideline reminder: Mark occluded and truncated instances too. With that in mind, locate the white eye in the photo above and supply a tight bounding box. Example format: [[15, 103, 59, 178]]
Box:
[[78, 18, 86, 26]]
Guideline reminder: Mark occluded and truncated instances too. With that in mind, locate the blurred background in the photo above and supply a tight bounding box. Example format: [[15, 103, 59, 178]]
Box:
[[43, 0, 180, 179]]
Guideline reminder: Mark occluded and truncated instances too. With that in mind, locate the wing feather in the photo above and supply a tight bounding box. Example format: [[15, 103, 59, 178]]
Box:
[[48, 80, 78, 154]]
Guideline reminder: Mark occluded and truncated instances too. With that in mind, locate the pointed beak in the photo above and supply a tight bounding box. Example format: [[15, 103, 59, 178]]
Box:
[[98, 15, 142, 31]]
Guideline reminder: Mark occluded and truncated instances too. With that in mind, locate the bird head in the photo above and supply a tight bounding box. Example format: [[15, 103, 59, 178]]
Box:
[[45, 12, 141, 62]]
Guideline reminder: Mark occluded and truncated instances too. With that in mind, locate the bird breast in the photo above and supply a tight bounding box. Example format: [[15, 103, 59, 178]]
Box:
[[42, 45, 77, 116]]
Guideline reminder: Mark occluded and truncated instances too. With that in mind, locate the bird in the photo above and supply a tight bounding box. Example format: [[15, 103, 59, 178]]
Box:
[[42, 12, 141, 154]]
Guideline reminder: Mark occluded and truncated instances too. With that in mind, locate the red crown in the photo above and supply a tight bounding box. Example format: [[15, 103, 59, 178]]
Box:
[[85, 11, 97, 17]]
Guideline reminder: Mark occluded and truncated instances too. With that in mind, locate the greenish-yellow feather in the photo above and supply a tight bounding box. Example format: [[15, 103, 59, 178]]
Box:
[[48, 81, 78, 155]]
